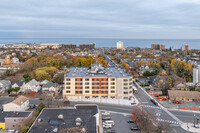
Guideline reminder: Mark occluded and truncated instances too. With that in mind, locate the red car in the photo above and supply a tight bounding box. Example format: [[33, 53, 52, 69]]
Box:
[[173, 100, 182, 104]]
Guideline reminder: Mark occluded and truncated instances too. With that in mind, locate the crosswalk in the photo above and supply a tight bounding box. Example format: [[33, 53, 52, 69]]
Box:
[[142, 105, 162, 109], [157, 118, 180, 125]]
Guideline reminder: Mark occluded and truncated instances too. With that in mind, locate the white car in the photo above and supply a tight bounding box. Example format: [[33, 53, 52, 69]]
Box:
[[103, 120, 115, 126], [103, 124, 112, 129], [101, 111, 110, 116]]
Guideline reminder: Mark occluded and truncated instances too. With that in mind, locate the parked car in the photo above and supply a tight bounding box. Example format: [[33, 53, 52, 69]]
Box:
[[102, 116, 111, 120], [151, 99, 158, 106], [127, 119, 134, 123], [173, 100, 182, 104], [103, 129, 116, 133], [102, 111, 110, 116], [130, 127, 140, 131], [103, 120, 115, 126], [30, 104, 35, 109], [103, 124, 112, 129]]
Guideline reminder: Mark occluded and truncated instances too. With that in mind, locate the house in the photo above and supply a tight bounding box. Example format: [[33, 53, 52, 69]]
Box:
[[11, 80, 25, 88], [21, 79, 41, 92], [0, 111, 33, 130], [42, 82, 60, 96], [168, 90, 200, 102], [28, 105, 100, 133], [0, 80, 11, 93], [3, 95, 30, 111], [40, 80, 50, 85], [12, 57, 20, 64]]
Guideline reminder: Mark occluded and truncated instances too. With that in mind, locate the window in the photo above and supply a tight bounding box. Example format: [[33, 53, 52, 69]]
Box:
[[129, 83, 132, 85], [124, 79, 128, 82], [124, 92, 128, 94], [111, 86, 115, 89], [129, 91, 132, 93], [85, 91, 89, 93], [111, 82, 115, 85], [111, 91, 115, 93], [85, 86, 89, 89], [124, 87, 128, 90], [66, 83, 70, 85], [85, 78, 89, 81], [66, 78, 70, 81], [66, 87, 70, 89], [76, 83, 82, 85], [129, 78, 132, 81], [66, 91, 70, 93], [85, 82, 89, 85], [124, 83, 128, 85], [123, 97, 128, 99], [111, 78, 115, 81]]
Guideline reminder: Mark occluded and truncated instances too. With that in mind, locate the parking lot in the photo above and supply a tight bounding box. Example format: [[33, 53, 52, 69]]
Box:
[[102, 111, 140, 133], [157, 99, 200, 111]]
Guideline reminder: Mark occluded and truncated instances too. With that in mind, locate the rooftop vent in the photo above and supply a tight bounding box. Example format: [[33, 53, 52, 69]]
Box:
[[38, 118, 42, 123], [75, 117, 82, 126], [58, 114, 64, 120], [53, 128, 58, 132], [120, 71, 123, 74], [81, 128, 86, 133], [72, 74, 75, 77]]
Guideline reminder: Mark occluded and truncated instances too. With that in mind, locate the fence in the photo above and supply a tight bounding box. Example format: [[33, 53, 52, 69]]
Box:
[[70, 97, 138, 106]]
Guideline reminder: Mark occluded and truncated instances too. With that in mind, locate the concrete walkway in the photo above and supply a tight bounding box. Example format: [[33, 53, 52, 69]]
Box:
[[181, 123, 200, 133]]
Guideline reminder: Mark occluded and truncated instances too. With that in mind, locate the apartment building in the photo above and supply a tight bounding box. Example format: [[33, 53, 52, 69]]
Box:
[[63, 64, 133, 100], [117, 41, 124, 49], [181, 45, 191, 51], [151, 44, 165, 50], [79, 43, 96, 49]]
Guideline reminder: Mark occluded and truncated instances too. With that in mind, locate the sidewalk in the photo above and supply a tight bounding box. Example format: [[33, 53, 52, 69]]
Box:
[[181, 123, 200, 133]]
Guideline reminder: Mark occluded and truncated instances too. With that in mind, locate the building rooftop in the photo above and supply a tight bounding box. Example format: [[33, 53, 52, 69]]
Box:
[[28, 105, 98, 133], [0, 111, 32, 122], [168, 90, 200, 99], [65, 64, 132, 77], [6, 95, 29, 106]]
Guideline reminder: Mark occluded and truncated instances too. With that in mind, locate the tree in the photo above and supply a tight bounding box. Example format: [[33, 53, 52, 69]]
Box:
[[52, 73, 64, 84], [130, 107, 155, 132]]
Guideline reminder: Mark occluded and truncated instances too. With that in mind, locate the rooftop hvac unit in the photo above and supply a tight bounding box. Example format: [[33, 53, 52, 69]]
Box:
[[75, 117, 82, 126], [53, 128, 58, 133], [38, 118, 42, 123], [58, 114, 64, 120], [72, 74, 75, 76], [120, 71, 123, 74]]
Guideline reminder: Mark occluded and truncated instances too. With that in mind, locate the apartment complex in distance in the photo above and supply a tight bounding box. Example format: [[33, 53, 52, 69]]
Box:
[[79, 43, 96, 49], [193, 65, 200, 86], [181, 45, 191, 51], [117, 41, 124, 49], [63, 64, 133, 100], [151, 44, 165, 50]]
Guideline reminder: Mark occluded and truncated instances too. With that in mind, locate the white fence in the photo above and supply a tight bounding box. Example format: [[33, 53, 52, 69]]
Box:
[[70, 96, 139, 106]]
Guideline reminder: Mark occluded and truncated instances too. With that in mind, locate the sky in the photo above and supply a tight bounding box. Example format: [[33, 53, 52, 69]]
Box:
[[0, 0, 200, 39]]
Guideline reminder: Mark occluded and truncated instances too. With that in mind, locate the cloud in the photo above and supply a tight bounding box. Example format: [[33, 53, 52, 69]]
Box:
[[0, 0, 200, 38]]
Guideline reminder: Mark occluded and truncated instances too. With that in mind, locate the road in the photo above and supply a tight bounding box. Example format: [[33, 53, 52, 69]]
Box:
[[99, 49, 118, 67]]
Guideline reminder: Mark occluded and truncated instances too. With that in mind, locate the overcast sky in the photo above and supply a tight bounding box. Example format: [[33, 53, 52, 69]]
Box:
[[0, 0, 200, 39]]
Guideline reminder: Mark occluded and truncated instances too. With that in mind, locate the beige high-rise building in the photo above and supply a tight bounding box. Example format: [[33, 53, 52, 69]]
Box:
[[181, 45, 191, 51], [151, 44, 165, 50], [63, 64, 133, 100], [117, 41, 124, 49]]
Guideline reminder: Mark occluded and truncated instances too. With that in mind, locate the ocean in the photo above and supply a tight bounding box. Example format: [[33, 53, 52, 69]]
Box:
[[0, 38, 200, 49]]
